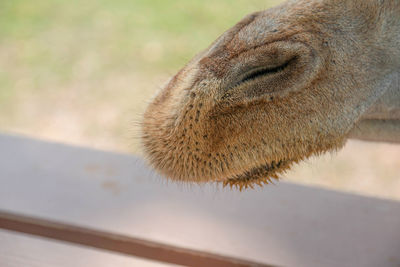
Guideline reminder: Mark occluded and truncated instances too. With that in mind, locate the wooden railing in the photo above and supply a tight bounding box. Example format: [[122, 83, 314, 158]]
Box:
[[1, 133, 399, 267], [0, 210, 271, 267]]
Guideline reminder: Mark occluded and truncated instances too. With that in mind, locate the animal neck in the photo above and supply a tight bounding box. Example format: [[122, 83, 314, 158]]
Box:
[[349, 70, 400, 143], [336, 0, 400, 52], [362, 72, 400, 121], [365, 0, 400, 59], [319, 0, 400, 142], [353, 0, 400, 119]]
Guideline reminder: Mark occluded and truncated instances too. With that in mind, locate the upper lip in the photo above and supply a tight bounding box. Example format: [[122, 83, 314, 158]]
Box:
[[221, 159, 292, 190]]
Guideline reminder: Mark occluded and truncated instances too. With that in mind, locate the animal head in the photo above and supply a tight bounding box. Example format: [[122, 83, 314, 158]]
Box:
[[142, 0, 398, 189]]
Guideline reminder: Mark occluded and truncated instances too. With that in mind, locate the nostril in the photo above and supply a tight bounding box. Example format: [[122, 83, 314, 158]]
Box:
[[242, 61, 290, 83], [232, 57, 295, 89]]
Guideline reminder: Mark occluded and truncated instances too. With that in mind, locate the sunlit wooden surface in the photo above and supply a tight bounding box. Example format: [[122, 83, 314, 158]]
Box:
[[0, 133, 399, 267], [0, 230, 169, 267]]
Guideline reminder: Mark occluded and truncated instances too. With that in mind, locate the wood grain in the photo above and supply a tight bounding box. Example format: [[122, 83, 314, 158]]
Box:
[[1, 133, 399, 267], [0, 210, 272, 267], [0, 230, 166, 267]]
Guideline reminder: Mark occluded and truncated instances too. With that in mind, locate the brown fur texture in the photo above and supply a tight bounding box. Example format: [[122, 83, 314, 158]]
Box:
[[142, 0, 400, 188]]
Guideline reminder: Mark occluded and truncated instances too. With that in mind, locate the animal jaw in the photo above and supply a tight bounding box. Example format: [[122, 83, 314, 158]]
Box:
[[142, 0, 400, 188]]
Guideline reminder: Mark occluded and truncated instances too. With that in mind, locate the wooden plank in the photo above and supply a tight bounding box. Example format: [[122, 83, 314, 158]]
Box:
[[0, 133, 400, 267], [0, 210, 270, 267], [0, 230, 168, 267]]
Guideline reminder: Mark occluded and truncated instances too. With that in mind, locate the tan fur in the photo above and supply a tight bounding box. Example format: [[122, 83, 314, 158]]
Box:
[[142, 0, 400, 188]]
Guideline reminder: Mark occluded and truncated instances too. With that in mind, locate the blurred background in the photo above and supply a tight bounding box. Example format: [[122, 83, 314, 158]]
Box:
[[0, 0, 399, 200]]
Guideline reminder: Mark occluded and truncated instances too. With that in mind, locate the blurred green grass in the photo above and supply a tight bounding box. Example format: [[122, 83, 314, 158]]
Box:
[[0, 0, 278, 84], [0, 0, 279, 148], [0, 0, 399, 200]]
